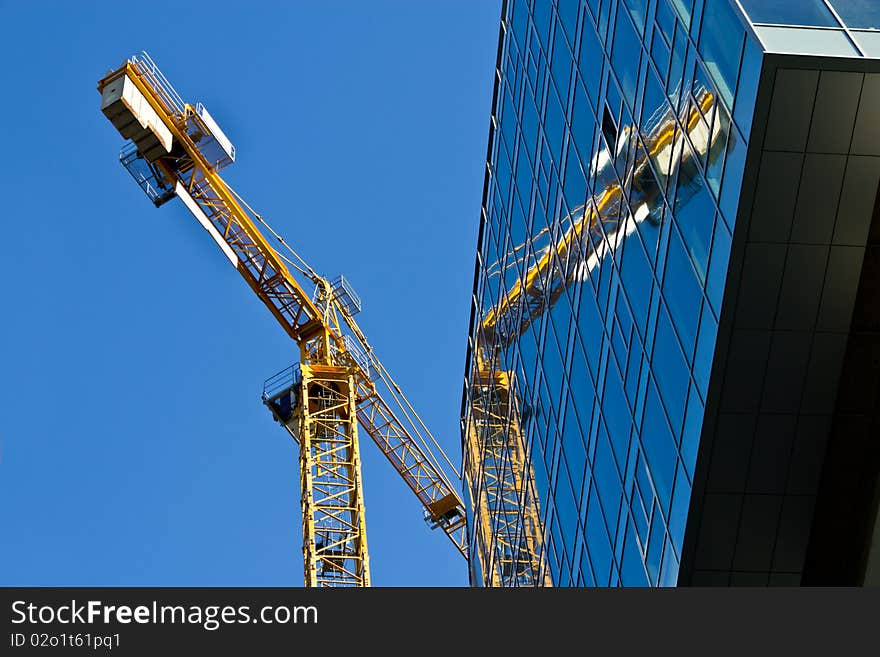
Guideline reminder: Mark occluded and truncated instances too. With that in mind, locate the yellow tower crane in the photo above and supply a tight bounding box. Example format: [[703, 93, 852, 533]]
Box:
[[466, 84, 725, 586], [97, 52, 466, 587]]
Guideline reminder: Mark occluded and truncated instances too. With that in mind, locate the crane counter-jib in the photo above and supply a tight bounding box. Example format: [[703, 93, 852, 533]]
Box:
[[97, 52, 467, 586]]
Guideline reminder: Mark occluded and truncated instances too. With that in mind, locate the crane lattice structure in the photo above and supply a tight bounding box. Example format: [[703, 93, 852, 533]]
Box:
[[98, 52, 466, 587]]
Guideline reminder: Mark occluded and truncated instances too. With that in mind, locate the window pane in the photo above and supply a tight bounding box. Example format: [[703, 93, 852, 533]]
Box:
[[551, 19, 573, 102], [755, 26, 860, 57], [660, 536, 680, 586], [646, 512, 665, 584], [621, 523, 650, 585], [641, 379, 678, 509], [622, 0, 647, 36], [571, 80, 596, 164], [663, 227, 702, 352], [578, 16, 604, 109], [586, 483, 613, 585], [612, 5, 642, 109], [673, 142, 714, 280], [652, 308, 689, 431], [621, 222, 653, 328], [656, 0, 677, 44], [734, 34, 762, 134], [668, 461, 692, 549], [853, 30, 880, 56], [693, 308, 718, 398], [706, 216, 731, 315], [670, 0, 695, 29], [594, 422, 624, 525], [602, 363, 632, 466], [557, 0, 581, 41], [739, 0, 839, 27], [831, 1, 880, 28], [698, 0, 744, 108]]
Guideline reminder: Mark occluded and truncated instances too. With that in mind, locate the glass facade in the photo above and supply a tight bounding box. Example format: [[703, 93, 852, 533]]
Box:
[[463, 0, 764, 586], [739, 0, 880, 58]]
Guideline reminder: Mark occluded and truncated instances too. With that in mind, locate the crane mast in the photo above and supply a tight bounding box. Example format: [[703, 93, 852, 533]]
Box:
[[468, 84, 724, 586], [98, 52, 466, 587]]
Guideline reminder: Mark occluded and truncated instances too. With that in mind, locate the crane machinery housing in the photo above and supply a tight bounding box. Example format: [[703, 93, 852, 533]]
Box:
[[97, 52, 467, 587]]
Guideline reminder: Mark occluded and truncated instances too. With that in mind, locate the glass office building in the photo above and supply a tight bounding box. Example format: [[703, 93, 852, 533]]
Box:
[[462, 0, 880, 586]]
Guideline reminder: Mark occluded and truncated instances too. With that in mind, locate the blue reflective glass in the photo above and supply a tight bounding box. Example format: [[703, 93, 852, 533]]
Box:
[[562, 399, 589, 478], [545, 84, 567, 170], [706, 101, 730, 197], [632, 486, 650, 542], [660, 536, 680, 586], [602, 363, 632, 466], [530, 439, 551, 517], [621, 523, 650, 585], [651, 24, 671, 86], [681, 385, 704, 476], [692, 309, 717, 397], [578, 18, 604, 108], [555, 454, 580, 548], [624, 0, 649, 35], [557, 0, 581, 41], [698, 0, 744, 108], [636, 450, 655, 509], [598, 0, 614, 42], [494, 143, 512, 203], [673, 143, 714, 279], [830, 0, 880, 28], [533, 0, 554, 52], [564, 146, 588, 211], [616, 291, 633, 340], [734, 34, 762, 135], [670, 0, 695, 28], [551, 20, 573, 102], [646, 513, 665, 584], [580, 546, 597, 586], [621, 235, 654, 326], [612, 315, 629, 372], [572, 80, 597, 164], [719, 124, 746, 228], [668, 22, 688, 96], [542, 333, 565, 404], [577, 291, 605, 377], [663, 228, 702, 352], [612, 6, 642, 109], [668, 461, 691, 548], [515, 150, 535, 202], [641, 379, 678, 510], [739, 0, 839, 27], [586, 483, 614, 585], [656, 0, 677, 44], [594, 423, 624, 527], [651, 309, 690, 432], [625, 332, 643, 404], [706, 216, 730, 314], [521, 91, 540, 167], [586, 0, 601, 24]]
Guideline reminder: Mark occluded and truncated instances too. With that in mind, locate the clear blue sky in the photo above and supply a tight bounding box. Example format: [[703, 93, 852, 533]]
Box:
[[0, 1, 500, 586]]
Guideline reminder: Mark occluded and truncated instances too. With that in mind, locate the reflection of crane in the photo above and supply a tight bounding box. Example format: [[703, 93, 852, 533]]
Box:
[[467, 84, 725, 586], [98, 52, 466, 587]]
